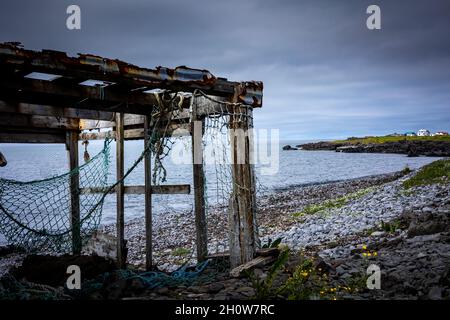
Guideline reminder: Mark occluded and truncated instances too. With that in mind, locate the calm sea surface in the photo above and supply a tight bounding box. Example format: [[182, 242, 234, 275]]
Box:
[[0, 139, 439, 232]]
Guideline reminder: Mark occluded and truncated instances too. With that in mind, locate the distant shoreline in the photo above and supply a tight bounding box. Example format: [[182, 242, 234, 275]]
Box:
[[284, 135, 450, 157]]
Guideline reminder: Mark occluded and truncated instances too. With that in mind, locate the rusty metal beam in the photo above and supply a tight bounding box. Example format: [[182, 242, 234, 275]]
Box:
[[0, 42, 263, 107], [0, 43, 257, 103]]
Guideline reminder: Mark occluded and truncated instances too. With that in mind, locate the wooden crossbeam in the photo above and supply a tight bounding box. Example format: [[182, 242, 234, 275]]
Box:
[[0, 112, 80, 130], [0, 100, 114, 121], [0, 77, 192, 115], [79, 123, 191, 140], [80, 114, 145, 130], [80, 184, 191, 195], [0, 132, 65, 143]]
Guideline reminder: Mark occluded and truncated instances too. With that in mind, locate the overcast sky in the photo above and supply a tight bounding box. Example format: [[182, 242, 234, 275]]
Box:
[[1, 0, 449, 140]]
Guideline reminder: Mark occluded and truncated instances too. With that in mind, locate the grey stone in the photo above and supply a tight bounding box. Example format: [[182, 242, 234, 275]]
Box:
[[428, 286, 443, 300], [206, 282, 225, 294], [406, 233, 441, 243], [371, 231, 386, 237], [156, 287, 169, 295]]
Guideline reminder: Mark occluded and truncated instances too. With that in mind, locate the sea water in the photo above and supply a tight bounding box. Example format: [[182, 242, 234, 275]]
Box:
[[0, 139, 439, 229]]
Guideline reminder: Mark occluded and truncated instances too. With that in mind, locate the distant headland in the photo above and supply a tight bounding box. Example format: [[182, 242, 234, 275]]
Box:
[[284, 131, 450, 157]]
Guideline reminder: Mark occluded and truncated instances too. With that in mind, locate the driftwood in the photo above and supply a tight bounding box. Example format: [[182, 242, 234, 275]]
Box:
[[229, 247, 280, 278], [230, 256, 276, 278]]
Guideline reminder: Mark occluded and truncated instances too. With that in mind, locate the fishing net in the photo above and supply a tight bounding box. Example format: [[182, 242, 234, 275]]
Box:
[[0, 91, 186, 254], [193, 92, 260, 259], [0, 90, 260, 268], [0, 139, 111, 253]]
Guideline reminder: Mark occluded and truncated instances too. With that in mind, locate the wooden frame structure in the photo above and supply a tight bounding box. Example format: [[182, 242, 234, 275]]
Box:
[[0, 42, 263, 269]]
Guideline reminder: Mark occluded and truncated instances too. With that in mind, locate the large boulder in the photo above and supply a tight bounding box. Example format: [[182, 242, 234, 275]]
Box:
[[282, 145, 298, 151]]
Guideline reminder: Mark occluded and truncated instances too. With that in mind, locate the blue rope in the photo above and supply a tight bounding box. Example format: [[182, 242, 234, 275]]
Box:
[[127, 260, 210, 289]]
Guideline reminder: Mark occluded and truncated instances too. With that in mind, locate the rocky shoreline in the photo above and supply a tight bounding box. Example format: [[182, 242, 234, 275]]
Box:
[[1, 162, 449, 300], [285, 139, 450, 157], [101, 171, 407, 271]]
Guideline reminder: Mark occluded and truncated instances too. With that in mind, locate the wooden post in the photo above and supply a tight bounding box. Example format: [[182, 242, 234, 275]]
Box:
[[144, 115, 153, 270], [191, 108, 208, 262], [228, 86, 258, 268], [115, 112, 126, 268], [66, 130, 81, 254]]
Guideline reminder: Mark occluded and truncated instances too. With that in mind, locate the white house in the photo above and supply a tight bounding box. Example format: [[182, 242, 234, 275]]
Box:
[[417, 129, 431, 137]]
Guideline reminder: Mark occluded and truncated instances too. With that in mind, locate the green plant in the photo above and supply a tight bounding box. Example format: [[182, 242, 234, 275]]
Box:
[[403, 159, 450, 189], [250, 251, 367, 300], [172, 247, 190, 256], [293, 187, 374, 218], [278, 254, 360, 300], [249, 248, 290, 299], [401, 165, 412, 175], [279, 255, 330, 300], [380, 220, 402, 233], [261, 237, 283, 249]]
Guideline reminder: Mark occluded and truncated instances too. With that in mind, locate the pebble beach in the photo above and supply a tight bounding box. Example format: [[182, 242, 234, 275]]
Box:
[[102, 168, 448, 272]]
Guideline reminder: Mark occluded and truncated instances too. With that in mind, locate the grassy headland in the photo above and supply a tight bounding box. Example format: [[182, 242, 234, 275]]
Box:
[[333, 135, 450, 145], [296, 135, 450, 156]]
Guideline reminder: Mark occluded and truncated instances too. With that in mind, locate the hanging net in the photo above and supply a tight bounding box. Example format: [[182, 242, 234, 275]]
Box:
[[0, 139, 111, 253], [0, 90, 261, 265], [0, 91, 191, 255]]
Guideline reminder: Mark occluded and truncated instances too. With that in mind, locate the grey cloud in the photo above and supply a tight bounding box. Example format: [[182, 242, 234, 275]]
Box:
[[0, 0, 449, 139]]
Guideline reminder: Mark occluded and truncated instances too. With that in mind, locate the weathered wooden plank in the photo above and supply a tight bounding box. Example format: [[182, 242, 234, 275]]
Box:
[[79, 114, 146, 130], [0, 112, 80, 130], [228, 85, 258, 268], [191, 111, 207, 262], [79, 120, 115, 130], [0, 100, 114, 121], [122, 128, 145, 140], [66, 130, 82, 254], [0, 76, 187, 108], [205, 248, 279, 260], [80, 128, 146, 140], [144, 115, 153, 271], [0, 132, 65, 143], [80, 184, 191, 195], [230, 256, 275, 278], [79, 131, 114, 141], [78, 102, 230, 131], [79, 123, 191, 140], [115, 112, 126, 269]]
